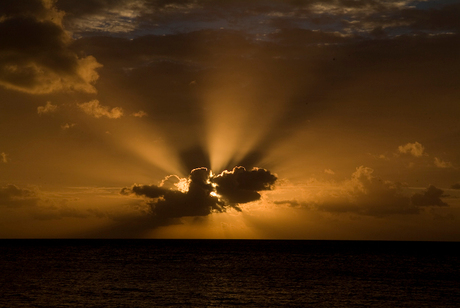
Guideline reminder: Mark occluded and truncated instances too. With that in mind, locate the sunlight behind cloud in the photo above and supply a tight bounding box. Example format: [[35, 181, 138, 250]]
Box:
[[113, 122, 185, 177], [202, 84, 283, 172]]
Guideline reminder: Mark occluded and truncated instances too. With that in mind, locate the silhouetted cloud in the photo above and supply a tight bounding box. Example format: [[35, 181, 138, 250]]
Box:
[[0, 0, 102, 93], [451, 183, 460, 190], [121, 166, 277, 224], [213, 167, 277, 205], [411, 185, 448, 207]]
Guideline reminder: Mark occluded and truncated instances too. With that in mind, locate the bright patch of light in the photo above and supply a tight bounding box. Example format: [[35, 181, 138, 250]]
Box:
[[175, 178, 190, 193], [210, 191, 220, 198]]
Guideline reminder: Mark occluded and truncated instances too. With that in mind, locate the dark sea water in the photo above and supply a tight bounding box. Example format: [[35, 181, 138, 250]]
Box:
[[0, 240, 459, 307]]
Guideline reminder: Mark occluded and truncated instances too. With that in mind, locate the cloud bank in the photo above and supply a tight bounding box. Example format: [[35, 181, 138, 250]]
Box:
[[0, 184, 39, 208], [301, 166, 451, 217]]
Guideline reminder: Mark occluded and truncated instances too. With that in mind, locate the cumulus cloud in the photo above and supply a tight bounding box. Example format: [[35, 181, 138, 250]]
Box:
[[37, 101, 57, 115], [0, 0, 102, 94], [78, 99, 124, 119], [312, 166, 449, 217], [434, 157, 453, 169], [411, 185, 448, 207], [398, 142, 426, 157], [320, 166, 416, 216], [121, 166, 277, 224]]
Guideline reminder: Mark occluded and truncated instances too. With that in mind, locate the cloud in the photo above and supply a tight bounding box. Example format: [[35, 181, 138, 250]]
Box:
[[1, 152, 8, 163], [132, 110, 147, 117], [451, 183, 460, 190], [61, 123, 76, 130], [121, 166, 277, 225], [311, 166, 450, 217], [57, 0, 148, 34], [0, 184, 107, 221], [324, 169, 335, 175], [398, 142, 426, 157], [434, 157, 453, 169], [55, 0, 460, 41], [0, 0, 102, 94], [411, 185, 448, 207], [78, 99, 124, 119], [273, 200, 308, 208], [37, 101, 57, 115], [0, 184, 39, 207], [213, 166, 277, 205], [401, 3, 460, 31]]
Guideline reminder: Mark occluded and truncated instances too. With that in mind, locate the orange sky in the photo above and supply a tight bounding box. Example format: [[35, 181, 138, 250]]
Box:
[[0, 0, 459, 239]]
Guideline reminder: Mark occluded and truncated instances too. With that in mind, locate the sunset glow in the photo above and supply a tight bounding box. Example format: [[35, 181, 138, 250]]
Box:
[[1, 0, 460, 239]]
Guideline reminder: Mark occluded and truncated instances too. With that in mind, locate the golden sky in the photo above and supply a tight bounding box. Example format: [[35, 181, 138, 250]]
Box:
[[1, 0, 459, 239]]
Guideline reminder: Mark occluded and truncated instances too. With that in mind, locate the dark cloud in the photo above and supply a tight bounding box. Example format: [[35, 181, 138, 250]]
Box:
[[68, 10, 459, 159], [0, 0, 102, 94], [0, 184, 105, 221], [121, 166, 277, 224], [178, 145, 210, 172], [0, 0, 48, 18], [411, 185, 448, 207], [56, 0, 128, 17], [268, 28, 349, 46], [314, 167, 450, 217], [0, 184, 39, 207], [57, 0, 460, 38], [317, 166, 418, 217], [401, 3, 460, 31], [451, 183, 460, 190], [214, 167, 277, 204], [274, 200, 308, 208]]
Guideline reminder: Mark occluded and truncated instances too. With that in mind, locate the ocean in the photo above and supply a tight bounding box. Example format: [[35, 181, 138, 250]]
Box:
[[1, 240, 459, 307]]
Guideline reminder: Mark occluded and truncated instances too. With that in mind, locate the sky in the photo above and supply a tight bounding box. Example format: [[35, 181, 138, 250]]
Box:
[[1, 0, 459, 239]]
